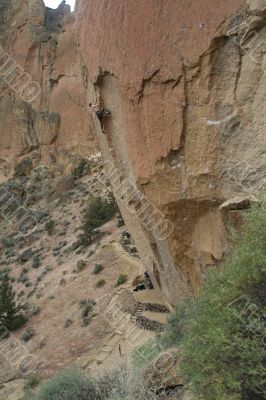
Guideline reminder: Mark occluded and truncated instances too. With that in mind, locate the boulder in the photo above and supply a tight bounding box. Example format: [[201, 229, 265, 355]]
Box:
[[219, 195, 258, 211]]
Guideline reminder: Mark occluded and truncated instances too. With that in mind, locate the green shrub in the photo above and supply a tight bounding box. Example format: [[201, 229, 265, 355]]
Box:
[[24, 374, 40, 389], [72, 159, 89, 179], [159, 300, 190, 350], [17, 272, 29, 284], [160, 200, 266, 400], [93, 263, 104, 275], [34, 366, 155, 400], [82, 316, 92, 327], [35, 367, 100, 400], [79, 299, 95, 326], [79, 197, 116, 245], [45, 220, 55, 236], [79, 299, 95, 316], [115, 274, 128, 287], [32, 255, 41, 269], [5, 313, 27, 331], [96, 279, 106, 288], [21, 327, 35, 342], [34, 368, 157, 400], [96, 368, 156, 400], [76, 259, 86, 272]]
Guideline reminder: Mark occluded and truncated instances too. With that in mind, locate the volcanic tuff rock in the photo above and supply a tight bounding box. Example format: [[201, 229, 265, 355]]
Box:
[[76, 0, 266, 303], [0, 0, 98, 182]]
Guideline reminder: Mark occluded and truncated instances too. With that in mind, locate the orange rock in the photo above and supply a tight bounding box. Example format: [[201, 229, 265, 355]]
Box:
[[75, 0, 266, 304], [0, 0, 97, 182]]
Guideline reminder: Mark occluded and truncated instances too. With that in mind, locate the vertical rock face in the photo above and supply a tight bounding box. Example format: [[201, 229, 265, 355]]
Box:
[[1, 0, 265, 304], [76, 0, 266, 303], [0, 0, 97, 181]]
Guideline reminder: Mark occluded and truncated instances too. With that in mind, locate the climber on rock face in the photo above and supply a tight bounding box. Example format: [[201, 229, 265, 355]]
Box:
[[89, 95, 111, 133]]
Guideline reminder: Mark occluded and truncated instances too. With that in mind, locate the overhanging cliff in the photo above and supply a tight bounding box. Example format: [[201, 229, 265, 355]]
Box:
[[76, 0, 266, 303]]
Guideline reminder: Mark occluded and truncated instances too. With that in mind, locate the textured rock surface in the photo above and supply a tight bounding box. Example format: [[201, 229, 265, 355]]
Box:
[[76, 0, 266, 303], [0, 0, 265, 305], [0, 0, 97, 182]]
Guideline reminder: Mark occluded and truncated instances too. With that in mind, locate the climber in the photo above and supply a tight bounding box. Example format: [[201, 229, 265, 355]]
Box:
[[89, 95, 111, 133]]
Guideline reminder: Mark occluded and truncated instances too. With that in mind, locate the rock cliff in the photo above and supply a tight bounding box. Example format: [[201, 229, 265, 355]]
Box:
[[0, 0, 97, 182], [0, 0, 265, 305], [75, 0, 266, 303]]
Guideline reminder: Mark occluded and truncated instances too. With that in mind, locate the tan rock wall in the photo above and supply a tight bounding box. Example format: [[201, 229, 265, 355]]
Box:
[[0, 0, 98, 181], [76, 0, 266, 303], [1, 0, 265, 304]]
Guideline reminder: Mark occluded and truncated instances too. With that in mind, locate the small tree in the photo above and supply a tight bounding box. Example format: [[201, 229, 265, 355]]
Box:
[[79, 197, 116, 245], [45, 220, 55, 236], [0, 273, 26, 331], [72, 159, 89, 180], [115, 274, 128, 287]]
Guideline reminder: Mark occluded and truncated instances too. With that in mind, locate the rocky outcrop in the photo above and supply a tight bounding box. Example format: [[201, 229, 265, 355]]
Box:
[[0, 0, 98, 182], [76, 0, 266, 303]]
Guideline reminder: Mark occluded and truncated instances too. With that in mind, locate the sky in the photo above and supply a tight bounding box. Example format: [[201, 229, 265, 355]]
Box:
[[44, 0, 76, 11]]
